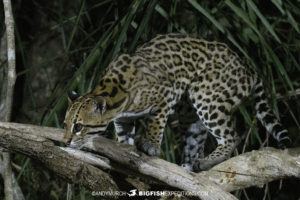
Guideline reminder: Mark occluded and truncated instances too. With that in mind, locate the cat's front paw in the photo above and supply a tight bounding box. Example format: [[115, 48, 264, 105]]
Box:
[[136, 136, 160, 156]]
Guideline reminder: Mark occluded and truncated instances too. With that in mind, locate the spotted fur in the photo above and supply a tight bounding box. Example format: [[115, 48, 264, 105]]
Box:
[[64, 33, 291, 171]]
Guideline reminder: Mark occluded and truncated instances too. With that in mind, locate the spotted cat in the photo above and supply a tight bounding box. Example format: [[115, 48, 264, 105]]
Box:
[[64, 33, 291, 171]]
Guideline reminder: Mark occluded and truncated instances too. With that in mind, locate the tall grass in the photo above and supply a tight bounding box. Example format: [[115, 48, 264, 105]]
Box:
[[8, 0, 300, 199]]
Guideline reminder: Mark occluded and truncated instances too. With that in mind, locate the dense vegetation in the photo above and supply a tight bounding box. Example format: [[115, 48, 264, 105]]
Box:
[[0, 0, 299, 199]]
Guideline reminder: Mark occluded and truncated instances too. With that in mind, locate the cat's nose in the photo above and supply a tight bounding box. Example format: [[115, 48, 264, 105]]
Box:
[[63, 138, 71, 145]]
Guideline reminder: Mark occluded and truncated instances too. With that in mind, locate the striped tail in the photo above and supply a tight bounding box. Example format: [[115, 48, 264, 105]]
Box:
[[253, 78, 291, 148]]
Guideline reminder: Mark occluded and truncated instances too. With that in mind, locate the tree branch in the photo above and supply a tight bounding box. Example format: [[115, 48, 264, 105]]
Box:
[[199, 147, 300, 192], [0, 122, 299, 200], [0, 122, 119, 194], [77, 135, 238, 199], [276, 88, 300, 100], [3, 0, 16, 122], [1, 0, 21, 199]]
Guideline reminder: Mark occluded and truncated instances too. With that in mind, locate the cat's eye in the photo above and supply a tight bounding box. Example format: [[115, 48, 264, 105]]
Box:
[[73, 123, 83, 133]]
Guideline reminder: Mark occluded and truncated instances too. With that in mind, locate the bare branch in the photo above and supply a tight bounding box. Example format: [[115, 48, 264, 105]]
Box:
[[80, 135, 238, 200], [3, 0, 16, 122], [0, 122, 237, 199], [1, 122, 299, 199], [0, 123, 119, 194], [62, 143, 300, 194], [276, 88, 300, 100], [74, 134, 300, 194], [0, 33, 8, 117], [1, 0, 20, 199], [199, 147, 300, 192]]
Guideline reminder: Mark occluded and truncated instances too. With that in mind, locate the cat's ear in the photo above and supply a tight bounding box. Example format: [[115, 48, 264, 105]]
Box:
[[94, 96, 107, 114], [67, 91, 80, 104]]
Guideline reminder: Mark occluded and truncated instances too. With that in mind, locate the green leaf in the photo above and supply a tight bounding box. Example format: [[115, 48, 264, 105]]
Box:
[[111, 0, 146, 58], [247, 0, 281, 43], [262, 39, 294, 90], [66, 0, 86, 52], [225, 0, 262, 42], [155, 4, 169, 20], [242, 27, 259, 43], [188, 0, 225, 33], [238, 105, 262, 145], [129, 0, 158, 52], [271, 0, 285, 14], [287, 11, 300, 33]]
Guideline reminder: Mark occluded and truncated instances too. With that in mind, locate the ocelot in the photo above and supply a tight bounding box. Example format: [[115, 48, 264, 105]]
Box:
[[63, 33, 291, 171]]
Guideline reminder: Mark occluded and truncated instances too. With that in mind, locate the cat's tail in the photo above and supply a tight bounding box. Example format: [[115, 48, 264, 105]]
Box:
[[253, 78, 291, 148]]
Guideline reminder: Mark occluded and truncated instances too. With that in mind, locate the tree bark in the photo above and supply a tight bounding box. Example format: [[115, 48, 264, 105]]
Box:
[[0, 122, 300, 200], [198, 147, 300, 191], [1, 0, 21, 199], [0, 123, 119, 193]]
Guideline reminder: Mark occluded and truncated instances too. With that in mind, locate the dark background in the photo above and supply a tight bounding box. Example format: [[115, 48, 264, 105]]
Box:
[[0, 0, 299, 199]]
